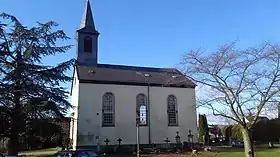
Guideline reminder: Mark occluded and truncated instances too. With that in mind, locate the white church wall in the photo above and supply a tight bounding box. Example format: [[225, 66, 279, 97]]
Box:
[[70, 70, 79, 148], [150, 87, 198, 143], [76, 83, 197, 146]]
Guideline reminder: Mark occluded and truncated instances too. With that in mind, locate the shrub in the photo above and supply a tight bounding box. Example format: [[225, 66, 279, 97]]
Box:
[[231, 124, 243, 140], [221, 125, 233, 142], [197, 114, 209, 144], [62, 136, 72, 149]]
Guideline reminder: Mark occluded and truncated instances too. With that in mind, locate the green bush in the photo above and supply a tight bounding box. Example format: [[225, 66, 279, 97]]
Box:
[[251, 121, 269, 142], [198, 114, 204, 143], [252, 119, 280, 142], [62, 136, 72, 149], [197, 114, 209, 144], [231, 124, 243, 140], [222, 125, 233, 142], [230, 119, 280, 142]]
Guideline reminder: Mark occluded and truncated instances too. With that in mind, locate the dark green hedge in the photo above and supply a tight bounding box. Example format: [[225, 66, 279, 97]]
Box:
[[230, 119, 280, 142]]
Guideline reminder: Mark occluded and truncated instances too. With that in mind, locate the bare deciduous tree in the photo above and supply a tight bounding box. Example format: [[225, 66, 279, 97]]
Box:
[[180, 42, 280, 157]]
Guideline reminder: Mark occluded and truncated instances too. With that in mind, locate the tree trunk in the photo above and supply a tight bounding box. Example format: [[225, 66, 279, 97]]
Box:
[[7, 50, 23, 156], [242, 128, 255, 157], [8, 133, 19, 156], [7, 107, 21, 156]]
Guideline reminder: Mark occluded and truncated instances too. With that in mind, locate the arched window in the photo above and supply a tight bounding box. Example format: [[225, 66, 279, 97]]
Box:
[[102, 93, 115, 126], [167, 95, 178, 126], [84, 36, 92, 53], [136, 94, 148, 125]]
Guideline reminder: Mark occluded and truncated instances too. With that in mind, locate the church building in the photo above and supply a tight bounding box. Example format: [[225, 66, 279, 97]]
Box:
[[70, 0, 198, 150]]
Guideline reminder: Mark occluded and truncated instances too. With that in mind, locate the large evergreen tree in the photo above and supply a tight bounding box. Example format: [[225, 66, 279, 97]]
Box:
[[0, 13, 74, 155]]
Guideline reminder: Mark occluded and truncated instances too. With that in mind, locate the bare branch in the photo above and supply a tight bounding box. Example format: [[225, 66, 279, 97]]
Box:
[[181, 41, 280, 131]]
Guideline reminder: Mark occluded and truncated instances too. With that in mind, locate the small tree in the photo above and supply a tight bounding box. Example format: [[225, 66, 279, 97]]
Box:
[[181, 42, 280, 157], [198, 114, 209, 144], [198, 114, 204, 143], [231, 124, 243, 141], [221, 125, 232, 143], [202, 114, 210, 144], [0, 13, 74, 155]]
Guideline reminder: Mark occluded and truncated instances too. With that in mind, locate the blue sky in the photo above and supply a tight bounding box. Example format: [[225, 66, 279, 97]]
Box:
[[2, 0, 280, 122]]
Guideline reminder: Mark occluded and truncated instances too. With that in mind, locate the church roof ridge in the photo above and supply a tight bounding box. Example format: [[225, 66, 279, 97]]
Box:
[[77, 63, 181, 73], [97, 63, 179, 73], [74, 63, 196, 88]]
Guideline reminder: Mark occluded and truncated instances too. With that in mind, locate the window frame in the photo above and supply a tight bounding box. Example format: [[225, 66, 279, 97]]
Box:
[[136, 93, 148, 126], [102, 92, 115, 127], [167, 95, 179, 126]]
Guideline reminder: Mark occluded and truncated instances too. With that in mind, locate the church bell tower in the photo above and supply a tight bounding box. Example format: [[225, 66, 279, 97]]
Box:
[[76, 0, 99, 66]]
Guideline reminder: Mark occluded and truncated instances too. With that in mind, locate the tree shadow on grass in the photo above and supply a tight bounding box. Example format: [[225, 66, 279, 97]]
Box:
[[214, 147, 244, 153], [214, 146, 280, 153]]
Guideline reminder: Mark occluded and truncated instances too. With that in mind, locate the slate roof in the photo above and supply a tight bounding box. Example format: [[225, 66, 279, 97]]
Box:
[[75, 63, 196, 88]]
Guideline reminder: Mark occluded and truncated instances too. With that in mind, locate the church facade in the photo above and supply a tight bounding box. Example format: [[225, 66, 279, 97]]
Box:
[[70, 0, 198, 149]]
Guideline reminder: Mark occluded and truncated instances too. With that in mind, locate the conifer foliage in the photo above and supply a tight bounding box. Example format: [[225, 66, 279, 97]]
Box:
[[0, 13, 74, 155], [198, 114, 209, 144]]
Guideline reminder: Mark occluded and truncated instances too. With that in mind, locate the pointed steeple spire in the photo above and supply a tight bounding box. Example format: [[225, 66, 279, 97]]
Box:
[[76, 0, 99, 66], [80, 0, 96, 30]]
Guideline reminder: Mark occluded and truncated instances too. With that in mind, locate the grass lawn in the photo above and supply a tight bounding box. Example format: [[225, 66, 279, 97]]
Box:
[[217, 146, 280, 157], [19, 147, 61, 157], [17, 145, 280, 157]]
